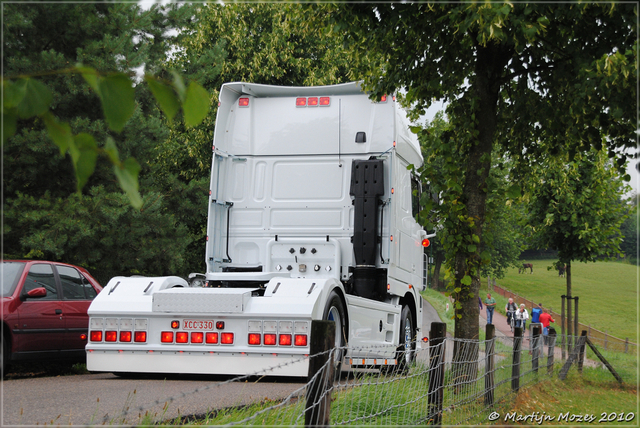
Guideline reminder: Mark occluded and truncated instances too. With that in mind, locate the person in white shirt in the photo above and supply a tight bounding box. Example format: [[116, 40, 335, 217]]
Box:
[[515, 303, 529, 330]]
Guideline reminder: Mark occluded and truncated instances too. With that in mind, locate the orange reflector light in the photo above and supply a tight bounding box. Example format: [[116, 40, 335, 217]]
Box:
[[296, 97, 306, 107], [319, 97, 330, 106], [206, 332, 219, 344], [422, 337, 429, 343], [90, 331, 102, 342], [248, 333, 261, 345], [380, 95, 387, 102], [171, 320, 180, 329], [422, 238, 430, 248], [387, 284, 391, 290], [393, 141, 396, 147], [80, 333, 87, 341], [279, 334, 292, 346], [391, 188, 394, 194], [191, 332, 204, 343], [308, 97, 318, 106], [134, 331, 147, 343], [221, 332, 234, 344], [176, 332, 188, 343], [120, 331, 132, 342], [105, 331, 117, 342], [409, 284, 413, 289], [264, 333, 277, 345], [390, 235, 394, 241], [238, 97, 249, 107], [294, 334, 308, 347], [161, 331, 174, 343], [216, 321, 225, 330]]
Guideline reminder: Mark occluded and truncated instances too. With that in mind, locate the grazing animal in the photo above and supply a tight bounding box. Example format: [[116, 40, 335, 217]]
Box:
[[558, 264, 566, 278], [519, 263, 533, 274]]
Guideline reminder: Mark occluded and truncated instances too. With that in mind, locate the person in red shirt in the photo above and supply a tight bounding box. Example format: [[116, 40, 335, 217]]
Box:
[[539, 309, 555, 343]]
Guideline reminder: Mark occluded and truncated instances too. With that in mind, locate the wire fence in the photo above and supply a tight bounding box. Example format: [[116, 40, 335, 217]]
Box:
[[490, 282, 637, 354]]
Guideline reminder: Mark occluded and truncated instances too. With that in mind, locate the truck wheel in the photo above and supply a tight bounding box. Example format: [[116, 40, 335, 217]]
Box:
[[323, 290, 347, 375], [396, 305, 416, 374]]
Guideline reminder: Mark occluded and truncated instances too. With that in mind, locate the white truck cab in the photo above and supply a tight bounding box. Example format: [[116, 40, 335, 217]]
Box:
[[86, 82, 429, 377]]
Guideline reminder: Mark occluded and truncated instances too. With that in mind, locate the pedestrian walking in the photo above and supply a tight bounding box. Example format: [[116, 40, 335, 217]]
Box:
[[484, 293, 496, 325], [539, 308, 555, 344]]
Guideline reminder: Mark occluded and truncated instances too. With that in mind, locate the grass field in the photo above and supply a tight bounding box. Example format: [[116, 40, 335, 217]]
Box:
[[483, 260, 638, 341]]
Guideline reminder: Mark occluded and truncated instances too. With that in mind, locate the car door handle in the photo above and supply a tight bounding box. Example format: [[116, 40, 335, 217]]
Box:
[[55, 309, 62, 315]]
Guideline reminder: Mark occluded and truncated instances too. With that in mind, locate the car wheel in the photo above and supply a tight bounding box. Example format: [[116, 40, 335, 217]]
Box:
[[323, 290, 347, 376], [396, 305, 416, 374]]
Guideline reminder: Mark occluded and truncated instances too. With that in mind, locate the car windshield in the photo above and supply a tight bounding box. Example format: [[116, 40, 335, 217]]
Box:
[[2, 262, 26, 297]]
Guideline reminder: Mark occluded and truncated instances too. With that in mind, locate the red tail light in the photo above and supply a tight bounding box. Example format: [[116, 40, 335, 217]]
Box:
[[221, 332, 234, 344], [264, 334, 277, 346], [119, 331, 132, 342], [105, 331, 117, 342], [248, 333, 261, 345], [191, 332, 204, 343], [279, 334, 292, 346], [294, 334, 308, 347], [176, 332, 188, 343], [239, 97, 249, 107], [319, 97, 330, 106], [134, 331, 147, 343], [308, 97, 318, 106], [80, 333, 87, 341], [90, 331, 103, 342], [380, 95, 387, 102], [206, 332, 219, 344], [161, 331, 174, 343], [296, 97, 307, 107]]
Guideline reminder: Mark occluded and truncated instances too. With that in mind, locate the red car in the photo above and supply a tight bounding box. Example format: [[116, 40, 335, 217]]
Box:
[[2, 260, 103, 374]]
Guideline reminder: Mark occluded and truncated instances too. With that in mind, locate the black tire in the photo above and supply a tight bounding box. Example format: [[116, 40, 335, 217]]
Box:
[[396, 305, 416, 374], [1, 336, 10, 378], [323, 290, 347, 375]]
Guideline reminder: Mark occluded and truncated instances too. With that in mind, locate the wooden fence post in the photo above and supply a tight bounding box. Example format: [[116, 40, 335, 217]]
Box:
[[578, 330, 587, 374], [547, 329, 555, 375], [512, 327, 522, 393], [484, 324, 495, 407], [574, 297, 579, 350], [625, 338, 629, 354], [532, 325, 541, 373], [428, 322, 446, 426], [305, 320, 335, 428]]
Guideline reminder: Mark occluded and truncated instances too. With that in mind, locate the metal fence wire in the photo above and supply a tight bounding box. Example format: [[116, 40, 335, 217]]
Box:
[[93, 327, 635, 426]]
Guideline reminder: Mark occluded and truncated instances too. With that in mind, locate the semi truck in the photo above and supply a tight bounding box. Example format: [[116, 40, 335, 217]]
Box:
[[86, 81, 432, 377]]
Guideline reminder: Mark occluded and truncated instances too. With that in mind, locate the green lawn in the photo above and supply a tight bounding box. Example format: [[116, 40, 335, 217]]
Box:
[[485, 260, 638, 342]]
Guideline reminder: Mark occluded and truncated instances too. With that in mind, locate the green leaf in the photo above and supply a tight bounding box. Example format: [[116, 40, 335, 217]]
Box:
[[77, 65, 99, 93], [467, 244, 477, 253], [15, 78, 52, 118], [103, 137, 120, 165], [171, 70, 187, 102], [472, 234, 480, 243], [99, 73, 135, 132], [409, 125, 422, 134], [3, 80, 27, 108], [461, 275, 472, 286], [2, 110, 17, 145], [42, 112, 73, 155], [114, 157, 142, 209], [506, 184, 521, 199], [182, 82, 210, 128], [145, 76, 180, 124], [73, 133, 98, 191]]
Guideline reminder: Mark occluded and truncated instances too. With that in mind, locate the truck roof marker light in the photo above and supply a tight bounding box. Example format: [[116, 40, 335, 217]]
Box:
[[221, 332, 234, 344], [171, 320, 180, 329], [393, 95, 396, 101], [279, 334, 292, 346], [90, 331, 103, 342], [319, 97, 330, 106], [191, 332, 204, 343], [206, 236, 209, 241], [294, 334, 308, 347], [206, 332, 219, 344], [308, 97, 318, 107], [238, 98, 249, 107], [296, 97, 306, 107], [409, 284, 413, 289], [248, 333, 261, 345], [161, 331, 174, 343], [422, 238, 430, 248]]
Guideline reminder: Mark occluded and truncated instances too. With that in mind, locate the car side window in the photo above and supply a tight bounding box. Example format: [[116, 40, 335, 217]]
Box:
[[24, 264, 58, 300], [58, 266, 93, 300], [82, 275, 97, 299]]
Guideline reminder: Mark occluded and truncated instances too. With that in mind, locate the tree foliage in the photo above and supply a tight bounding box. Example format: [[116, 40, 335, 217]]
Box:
[[328, 3, 636, 340]]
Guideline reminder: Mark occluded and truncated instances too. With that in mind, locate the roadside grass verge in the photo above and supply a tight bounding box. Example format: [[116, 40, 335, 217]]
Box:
[[488, 259, 637, 340]]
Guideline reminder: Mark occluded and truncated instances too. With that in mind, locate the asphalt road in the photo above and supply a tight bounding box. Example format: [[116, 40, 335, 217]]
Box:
[[2, 297, 441, 426]]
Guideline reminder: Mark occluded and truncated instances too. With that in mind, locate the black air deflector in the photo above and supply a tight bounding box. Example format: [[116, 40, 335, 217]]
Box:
[[349, 159, 384, 267]]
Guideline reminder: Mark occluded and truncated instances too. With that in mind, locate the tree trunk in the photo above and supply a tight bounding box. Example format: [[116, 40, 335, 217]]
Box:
[[566, 261, 573, 351]]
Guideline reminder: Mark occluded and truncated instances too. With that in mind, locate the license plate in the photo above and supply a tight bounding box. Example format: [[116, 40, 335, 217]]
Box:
[[183, 320, 215, 330]]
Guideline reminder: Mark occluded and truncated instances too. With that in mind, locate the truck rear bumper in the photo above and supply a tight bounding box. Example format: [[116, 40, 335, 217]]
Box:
[[86, 349, 309, 377]]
